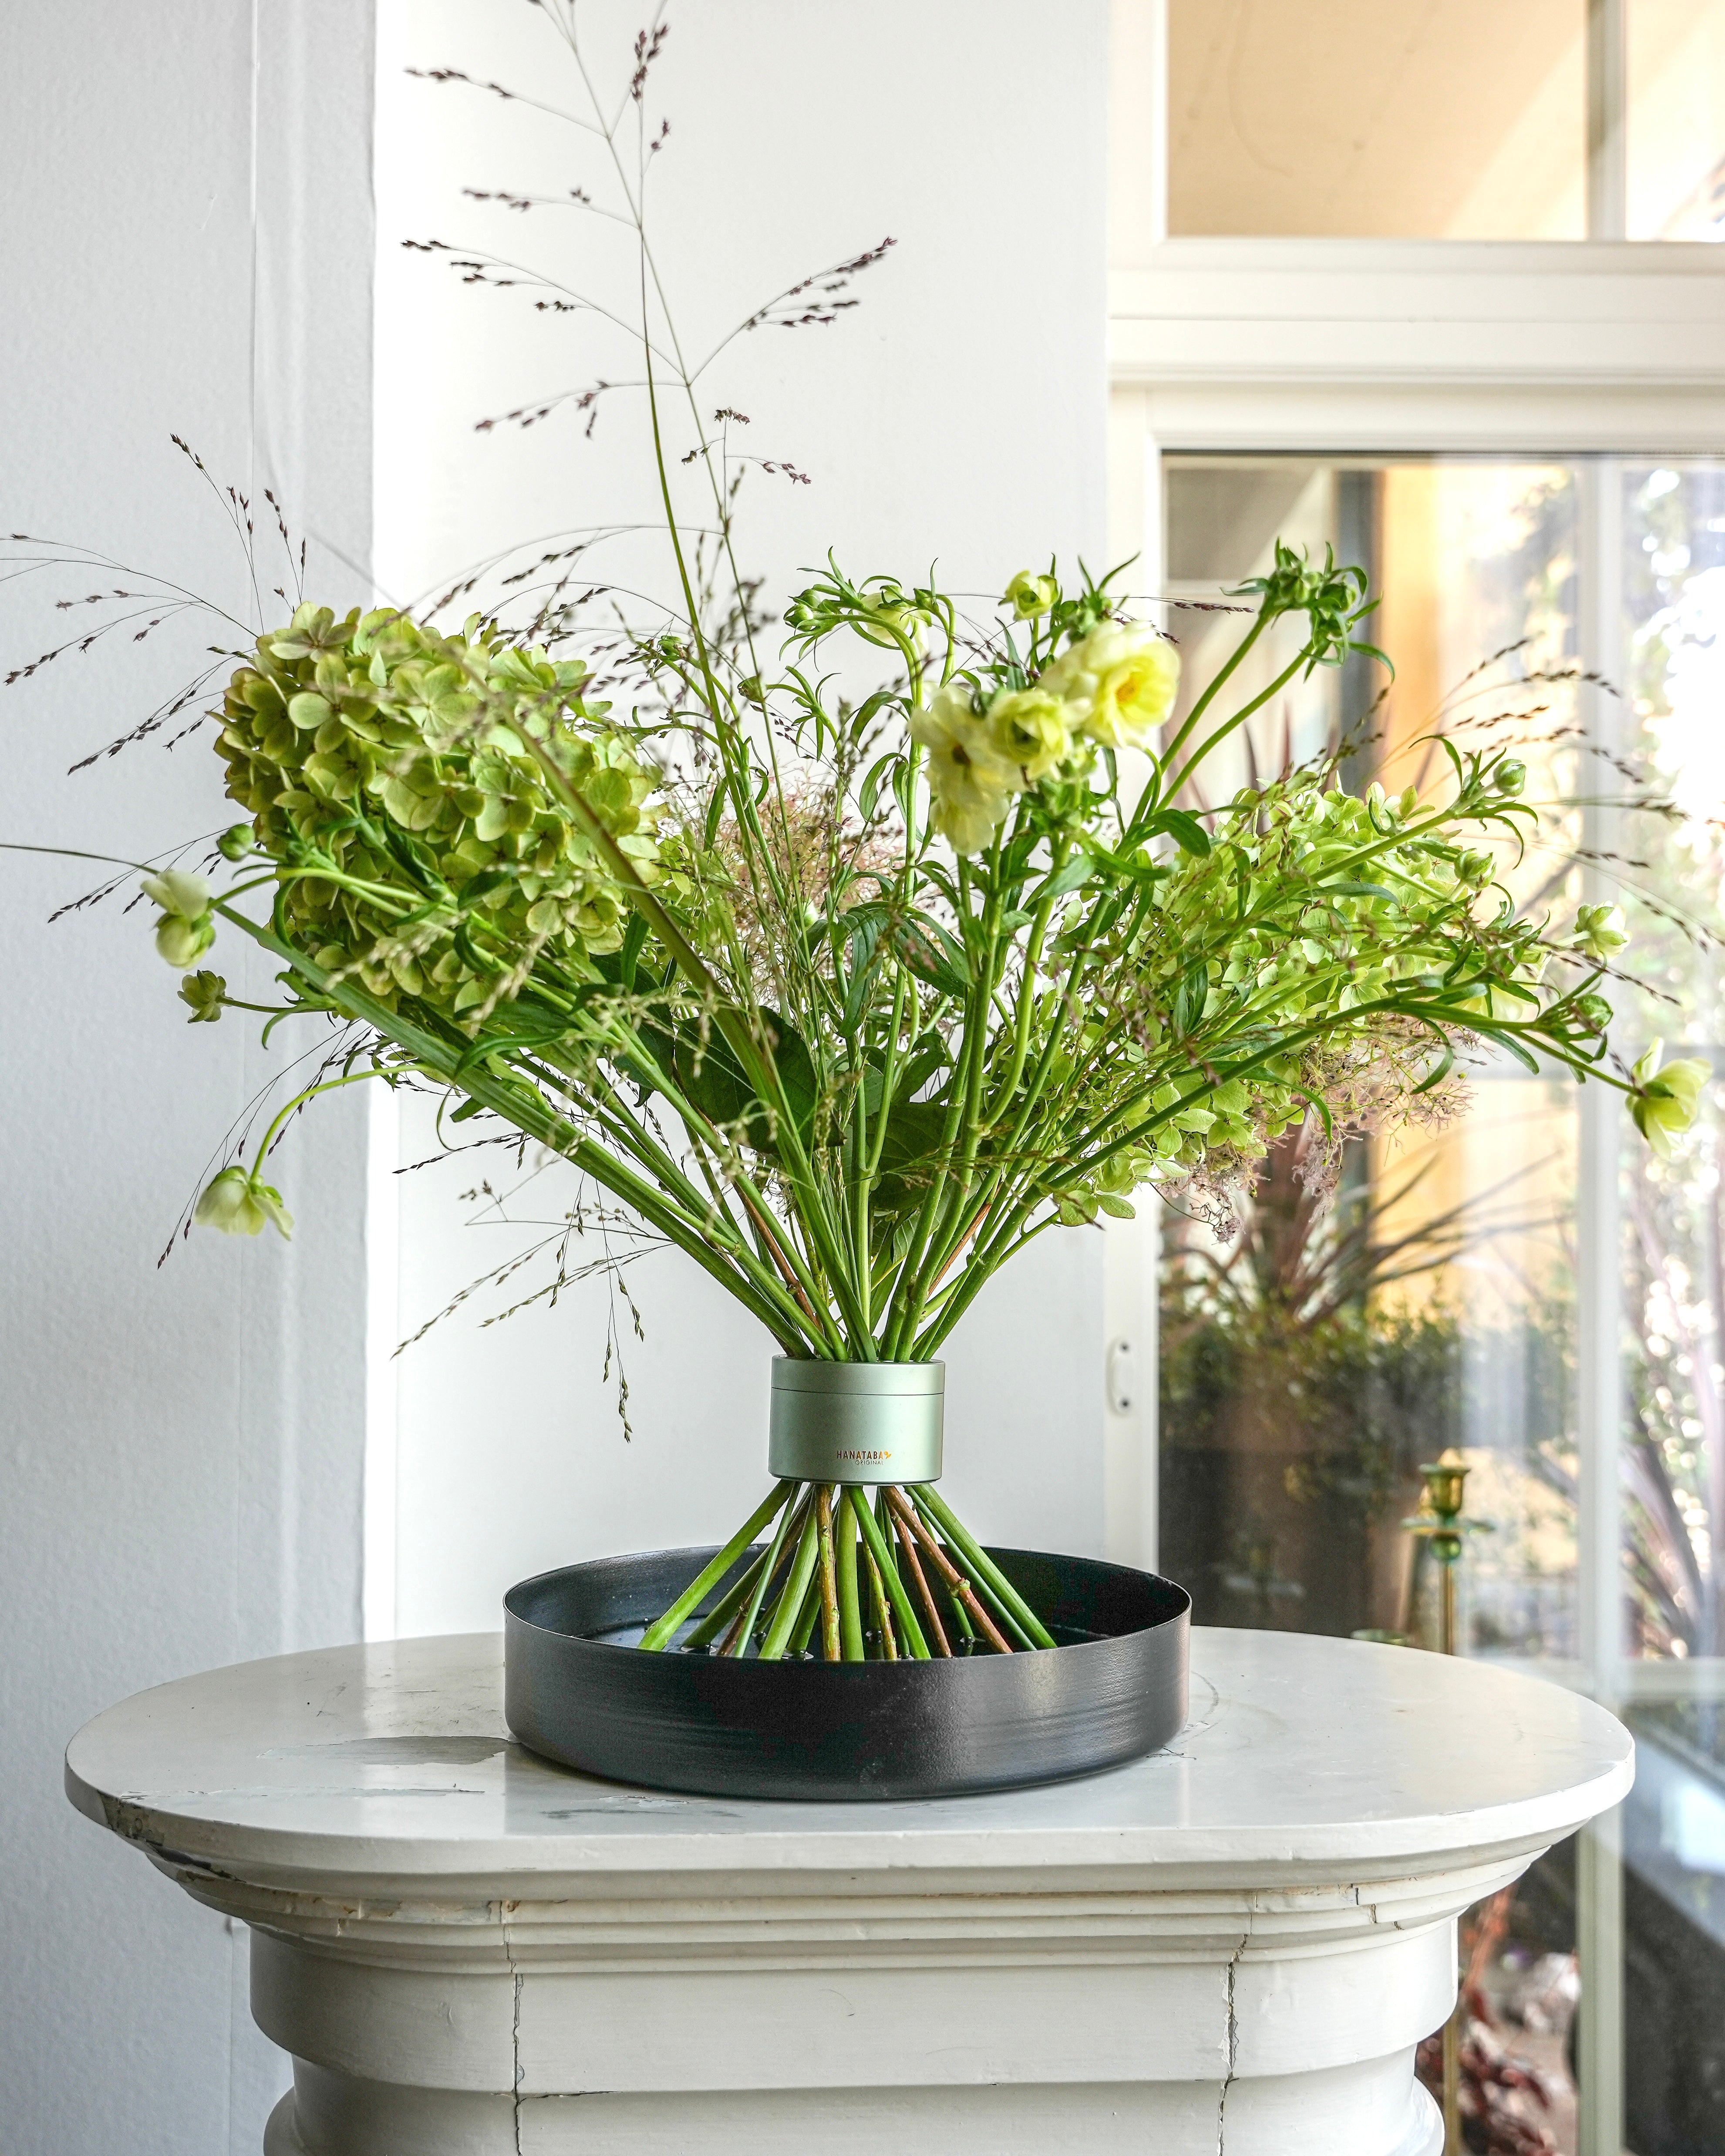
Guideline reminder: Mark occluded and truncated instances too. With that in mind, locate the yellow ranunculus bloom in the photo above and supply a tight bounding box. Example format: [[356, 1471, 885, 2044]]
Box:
[[1039, 622, 1180, 750], [910, 683, 1024, 854], [987, 687, 1074, 782]]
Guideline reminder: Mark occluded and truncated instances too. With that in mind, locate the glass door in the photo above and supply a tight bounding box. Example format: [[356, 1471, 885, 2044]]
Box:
[[1159, 454, 1725, 2156]]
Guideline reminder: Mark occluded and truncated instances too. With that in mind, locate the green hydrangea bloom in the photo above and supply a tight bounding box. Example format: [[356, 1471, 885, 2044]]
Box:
[[215, 603, 663, 1021]]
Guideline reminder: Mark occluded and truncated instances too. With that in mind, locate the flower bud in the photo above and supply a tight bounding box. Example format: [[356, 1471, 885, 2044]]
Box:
[[143, 867, 216, 969], [179, 969, 227, 1023], [1572, 902, 1628, 962], [216, 823, 255, 862], [155, 910, 216, 969], [1004, 571, 1058, 620], [1495, 760, 1527, 796]]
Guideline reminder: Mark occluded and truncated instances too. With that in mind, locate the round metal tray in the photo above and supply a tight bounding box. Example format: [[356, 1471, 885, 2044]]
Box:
[[504, 1544, 1191, 1800]]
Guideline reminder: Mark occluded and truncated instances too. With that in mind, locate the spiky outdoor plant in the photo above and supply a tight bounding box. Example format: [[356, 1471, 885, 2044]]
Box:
[[3, 5, 1704, 1665]]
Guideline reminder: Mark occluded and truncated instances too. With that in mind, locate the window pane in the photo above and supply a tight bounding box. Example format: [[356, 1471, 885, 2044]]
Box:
[[1618, 463, 1725, 1658], [1628, 1, 1725, 239], [1167, 0, 1586, 238], [1622, 1702, 1725, 2146], [1159, 457, 1583, 1657]]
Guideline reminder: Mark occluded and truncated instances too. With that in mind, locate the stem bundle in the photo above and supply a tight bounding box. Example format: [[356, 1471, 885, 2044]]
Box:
[[644, 1482, 1035, 1662]]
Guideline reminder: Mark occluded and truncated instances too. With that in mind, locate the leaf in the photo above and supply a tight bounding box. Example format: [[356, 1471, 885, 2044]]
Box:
[[1091, 843, 1168, 888], [1037, 851, 1096, 904], [892, 1030, 950, 1103], [1173, 959, 1209, 1037], [889, 912, 971, 999], [619, 908, 648, 990], [1146, 807, 1212, 858], [858, 752, 898, 825], [1413, 1036, 1455, 1094], [665, 1008, 818, 1159], [874, 1096, 950, 1183], [1326, 879, 1398, 902], [841, 903, 888, 1029], [702, 775, 728, 848]]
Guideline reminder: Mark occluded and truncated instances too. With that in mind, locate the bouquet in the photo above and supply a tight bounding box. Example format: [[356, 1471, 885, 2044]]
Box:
[[7, 5, 1700, 1666]]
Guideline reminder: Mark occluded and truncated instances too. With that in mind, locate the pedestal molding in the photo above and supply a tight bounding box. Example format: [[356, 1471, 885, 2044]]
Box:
[[67, 1628, 1631, 2154]]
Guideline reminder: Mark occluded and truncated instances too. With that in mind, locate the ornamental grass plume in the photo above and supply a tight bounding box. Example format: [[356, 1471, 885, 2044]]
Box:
[[2, 2, 1703, 1663]]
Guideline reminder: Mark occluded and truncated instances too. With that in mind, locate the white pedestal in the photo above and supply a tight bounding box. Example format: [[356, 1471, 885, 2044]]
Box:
[[65, 1628, 1631, 2155]]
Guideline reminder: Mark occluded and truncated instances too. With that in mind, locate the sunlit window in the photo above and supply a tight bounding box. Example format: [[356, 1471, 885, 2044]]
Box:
[[1168, 0, 1587, 239], [1161, 453, 1725, 2153], [1629, 1, 1725, 238]]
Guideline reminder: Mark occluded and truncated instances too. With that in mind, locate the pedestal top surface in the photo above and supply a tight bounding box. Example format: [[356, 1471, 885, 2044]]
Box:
[[65, 1628, 1631, 1885]]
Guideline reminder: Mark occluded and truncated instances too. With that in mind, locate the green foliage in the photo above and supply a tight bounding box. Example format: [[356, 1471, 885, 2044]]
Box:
[[158, 543, 1666, 1370]]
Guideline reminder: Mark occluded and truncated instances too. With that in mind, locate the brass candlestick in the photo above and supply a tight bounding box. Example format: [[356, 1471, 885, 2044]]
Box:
[[1402, 1448, 1492, 2156]]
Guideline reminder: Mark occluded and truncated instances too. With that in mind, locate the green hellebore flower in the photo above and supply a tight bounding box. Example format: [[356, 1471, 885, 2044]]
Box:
[[143, 866, 216, 969], [1004, 570, 1058, 620], [142, 868, 210, 918], [1630, 1040, 1711, 1159], [179, 970, 227, 1023], [155, 909, 216, 969], [194, 1164, 294, 1240], [1572, 902, 1628, 962]]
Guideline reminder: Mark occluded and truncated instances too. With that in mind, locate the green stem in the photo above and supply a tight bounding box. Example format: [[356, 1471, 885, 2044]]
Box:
[[836, 1487, 865, 1661], [789, 1562, 824, 1655], [1147, 607, 1271, 783], [1161, 652, 1312, 805], [638, 1483, 793, 1651], [759, 1504, 822, 1660], [682, 1545, 770, 1651], [724, 1484, 809, 1655], [248, 1067, 379, 1177], [215, 903, 818, 1350]]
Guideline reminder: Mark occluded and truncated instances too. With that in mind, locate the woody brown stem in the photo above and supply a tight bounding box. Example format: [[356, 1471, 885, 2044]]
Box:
[[886, 1486, 1013, 1654], [815, 1485, 842, 1662], [889, 1495, 950, 1655], [863, 1539, 898, 1659], [740, 1190, 821, 1327]]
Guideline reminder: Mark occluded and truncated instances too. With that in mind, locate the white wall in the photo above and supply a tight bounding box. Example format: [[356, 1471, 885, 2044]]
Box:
[[0, 8, 374, 2153], [372, 0, 1113, 1634]]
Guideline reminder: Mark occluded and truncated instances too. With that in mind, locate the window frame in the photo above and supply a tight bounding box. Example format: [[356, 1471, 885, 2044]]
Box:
[[1108, 6, 1725, 2147]]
